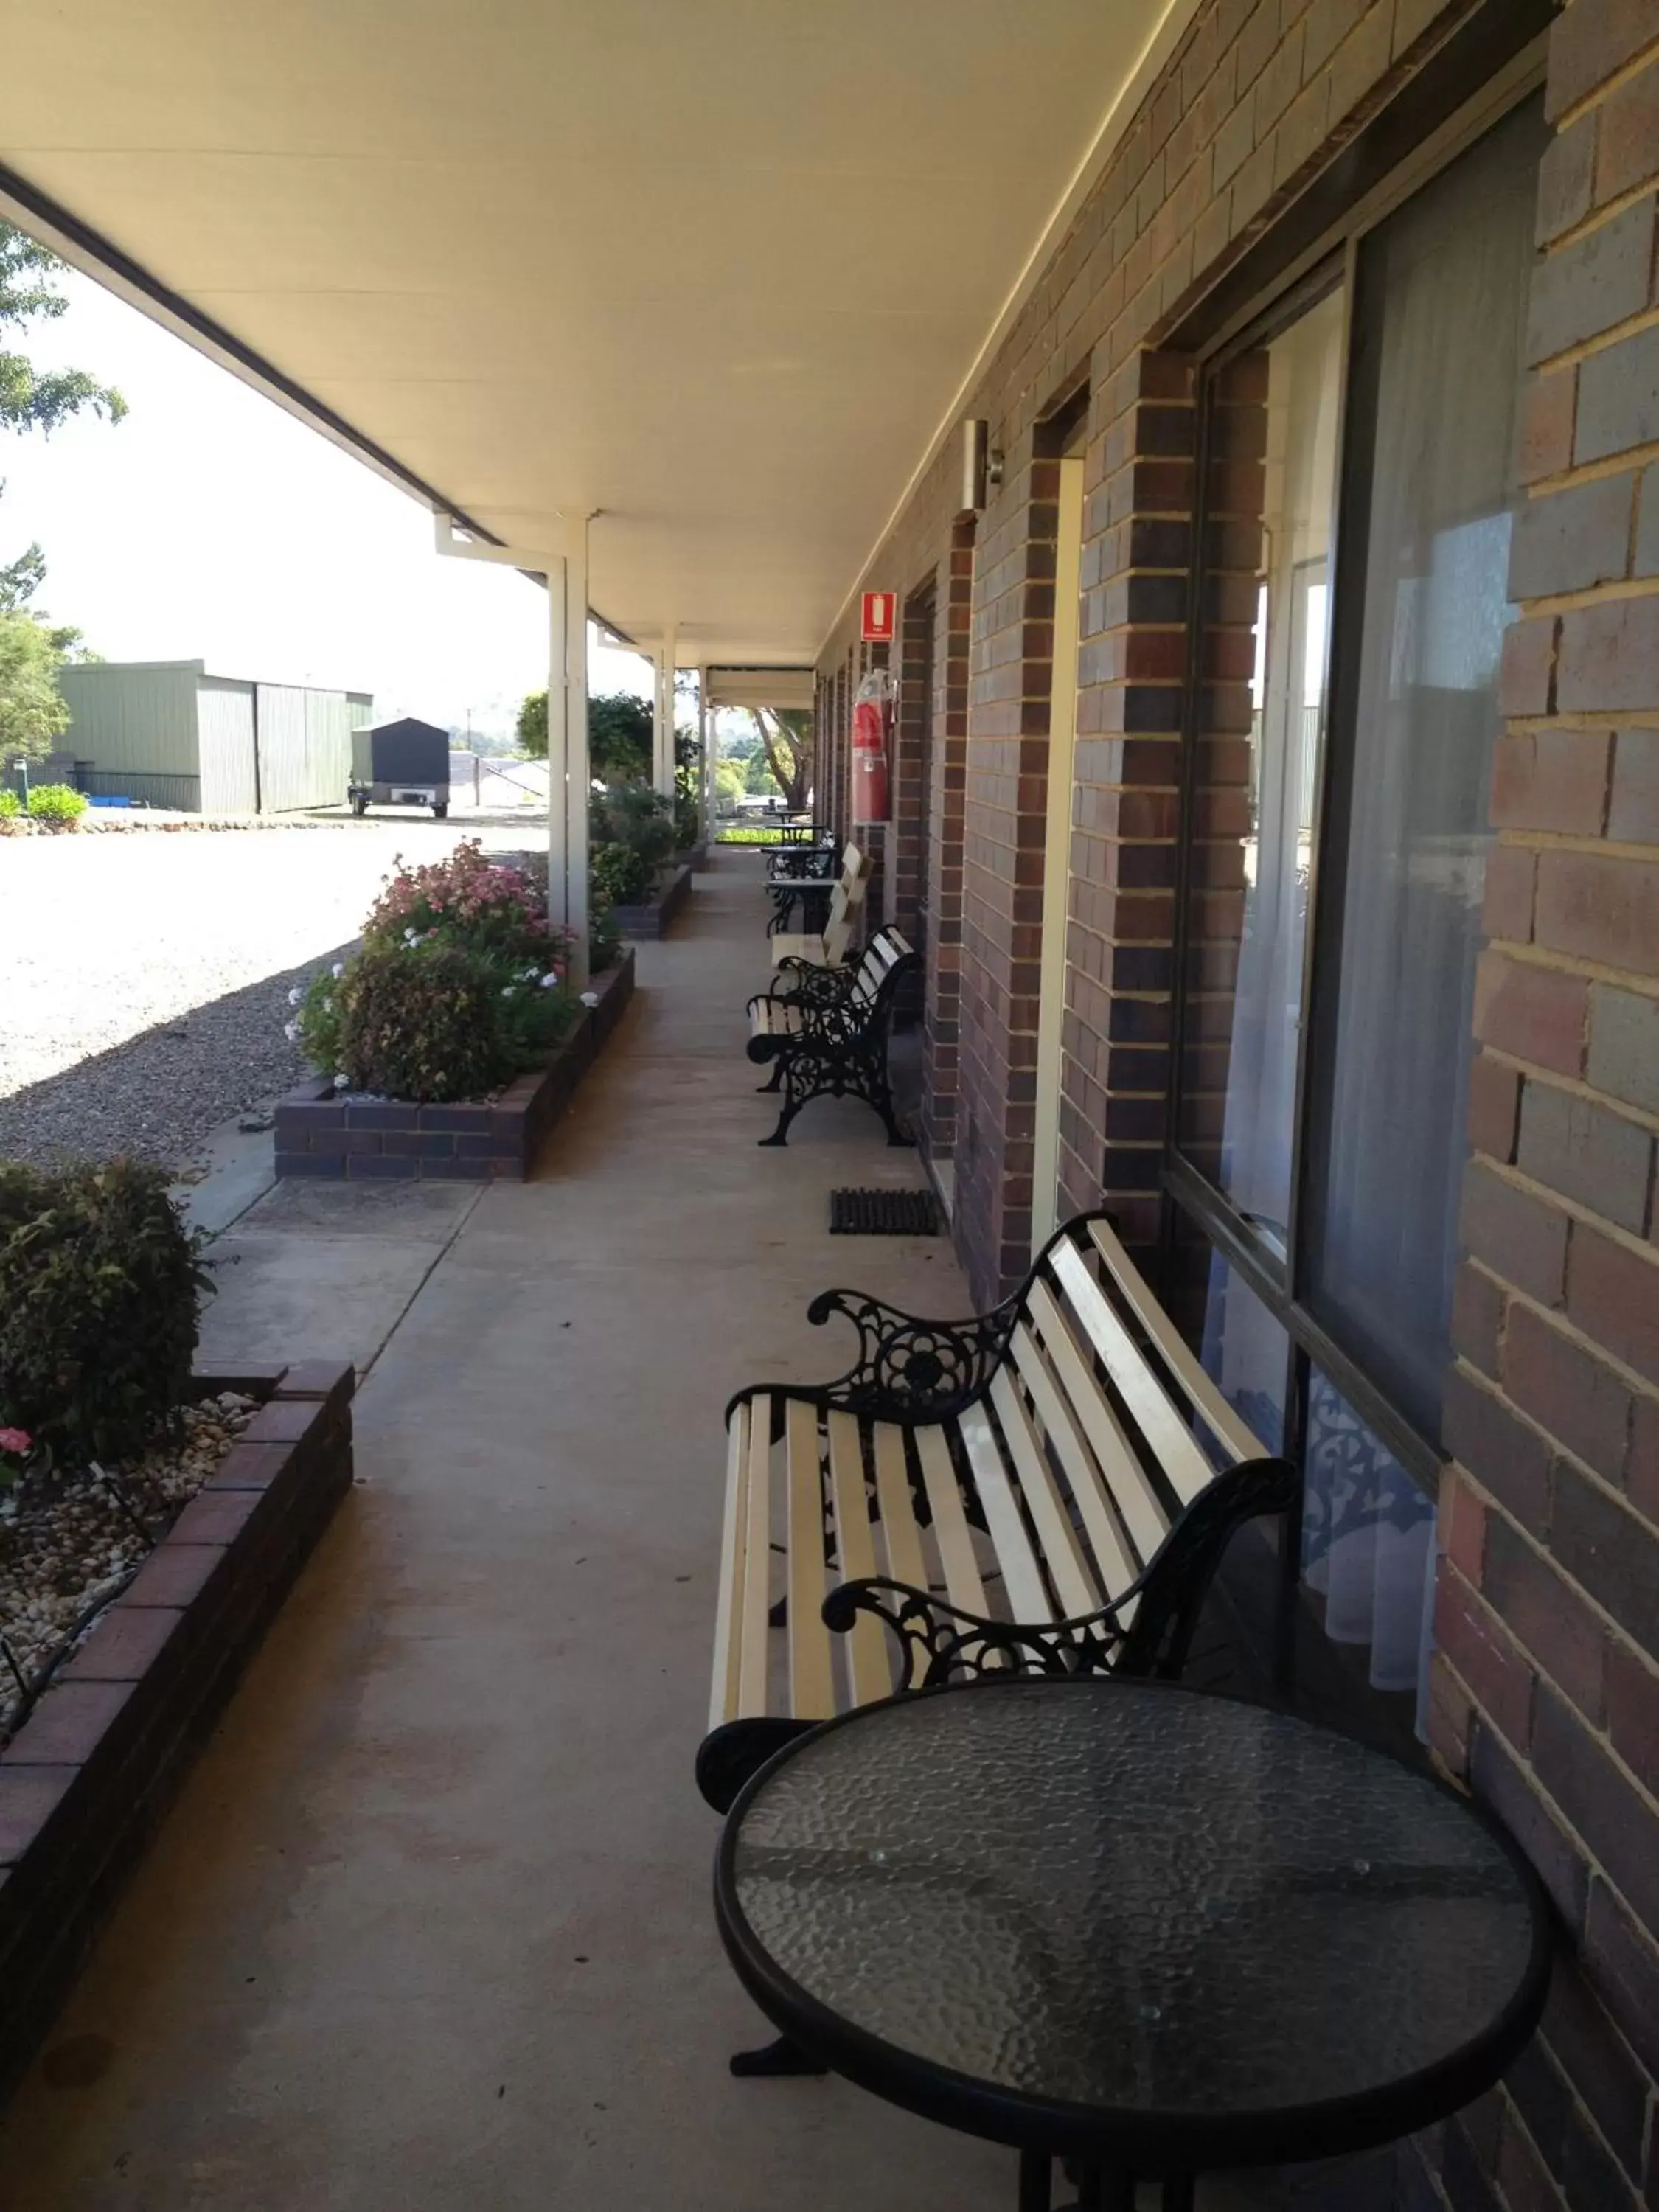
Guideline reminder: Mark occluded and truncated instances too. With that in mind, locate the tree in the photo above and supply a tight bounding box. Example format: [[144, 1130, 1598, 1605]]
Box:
[[515, 689, 547, 757], [714, 756, 747, 805], [515, 688, 655, 781], [0, 611, 71, 759], [744, 748, 779, 796], [0, 223, 125, 741], [746, 706, 813, 814], [0, 543, 45, 613], [1, 225, 127, 437]]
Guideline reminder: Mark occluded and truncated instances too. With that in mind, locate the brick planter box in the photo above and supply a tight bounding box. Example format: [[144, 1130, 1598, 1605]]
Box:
[[0, 1360, 355, 2104], [674, 842, 707, 872], [274, 946, 635, 1182], [611, 861, 692, 940]]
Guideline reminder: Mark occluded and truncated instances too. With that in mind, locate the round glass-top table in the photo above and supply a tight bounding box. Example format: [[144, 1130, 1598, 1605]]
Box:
[[714, 1678, 1549, 2209]]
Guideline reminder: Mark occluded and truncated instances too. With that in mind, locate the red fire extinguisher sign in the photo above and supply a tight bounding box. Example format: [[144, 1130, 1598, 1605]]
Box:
[[851, 668, 896, 824], [860, 591, 896, 644]]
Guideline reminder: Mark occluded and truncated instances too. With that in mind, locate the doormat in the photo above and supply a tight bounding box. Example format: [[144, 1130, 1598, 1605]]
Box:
[[829, 1188, 941, 1237]]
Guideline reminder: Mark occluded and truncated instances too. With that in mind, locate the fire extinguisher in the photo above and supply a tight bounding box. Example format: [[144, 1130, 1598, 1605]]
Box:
[[851, 667, 895, 824]]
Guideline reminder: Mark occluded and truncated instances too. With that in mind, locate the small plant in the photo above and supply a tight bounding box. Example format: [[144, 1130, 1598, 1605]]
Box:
[[589, 890, 622, 973], [25, 782, 87, 827], [0, 788, 20, 819], [0, 1161, 213, 1472], [289, 960, 347, 1077], [591, 840, 655, 908]]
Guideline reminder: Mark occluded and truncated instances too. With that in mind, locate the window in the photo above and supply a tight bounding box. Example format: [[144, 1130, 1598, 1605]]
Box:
[[1167, 91, 1548, 1731]]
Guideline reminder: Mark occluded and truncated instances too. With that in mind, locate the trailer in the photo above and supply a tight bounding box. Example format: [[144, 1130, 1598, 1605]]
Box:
[[349, 717, 451, 817]]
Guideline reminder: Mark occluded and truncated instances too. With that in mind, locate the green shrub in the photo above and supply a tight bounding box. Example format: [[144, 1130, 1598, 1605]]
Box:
[[317, 939, 576, 1103], [717, 824, 791, 844], [589, 892, 622, 973], [291, 960, 347, 1076], [25, 782, 87, 826], [0, 789, 20, 818], [335, 942, 515, 1101], [591, 840, 655, 908], [0, 1161, 213, 1473], [590, 781, 675, 868]]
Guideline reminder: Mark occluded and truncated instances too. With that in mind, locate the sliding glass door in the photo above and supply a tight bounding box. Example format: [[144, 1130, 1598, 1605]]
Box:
[[1168, 92, 1548, 1733]]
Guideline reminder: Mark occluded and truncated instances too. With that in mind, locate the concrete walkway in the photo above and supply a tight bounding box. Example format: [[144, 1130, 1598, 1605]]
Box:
[[0, 852, 1014, 2211]]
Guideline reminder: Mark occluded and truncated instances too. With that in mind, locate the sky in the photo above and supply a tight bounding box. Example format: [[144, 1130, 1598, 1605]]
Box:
[[1, 262, 652, 738]]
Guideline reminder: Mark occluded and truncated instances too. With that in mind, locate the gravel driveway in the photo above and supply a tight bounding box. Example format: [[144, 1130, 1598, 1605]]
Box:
[[0, 820, 543, 1169]]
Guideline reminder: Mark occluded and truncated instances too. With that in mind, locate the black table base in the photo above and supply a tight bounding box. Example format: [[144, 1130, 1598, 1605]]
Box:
[[1022, 2152, 1194, 2212]]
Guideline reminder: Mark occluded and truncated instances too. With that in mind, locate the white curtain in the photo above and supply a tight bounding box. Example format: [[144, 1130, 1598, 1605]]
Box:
[[1304, 99, 1547, 1439]]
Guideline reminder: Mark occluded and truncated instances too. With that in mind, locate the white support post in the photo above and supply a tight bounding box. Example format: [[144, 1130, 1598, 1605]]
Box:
[[698, 664, 712, 844], [433, 509, 590, 981], [654, 623, 678, 802], [560, 528, 591, 989]]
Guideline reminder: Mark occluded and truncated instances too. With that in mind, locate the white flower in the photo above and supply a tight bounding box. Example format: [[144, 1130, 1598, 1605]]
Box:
[[330, 961, 345, 978], [283, 1020, 300, 1042], [333, 1072, 349, 1089], [287, 985, 305, 1006], [501, 985, 516, 997], [580, 990, 599, 1008], [540, 973, 560, 990], [403, 927, 418, 943]]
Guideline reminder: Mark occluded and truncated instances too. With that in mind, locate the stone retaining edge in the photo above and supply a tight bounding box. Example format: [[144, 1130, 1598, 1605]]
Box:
[[0, 1360, 356, 2107]]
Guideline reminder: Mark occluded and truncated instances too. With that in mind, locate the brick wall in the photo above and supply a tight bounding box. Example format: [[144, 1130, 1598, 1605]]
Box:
[[807, 1, 1659, 2202], [819, 0, 1520, 1300], [1425, 4, 1659, 2208]]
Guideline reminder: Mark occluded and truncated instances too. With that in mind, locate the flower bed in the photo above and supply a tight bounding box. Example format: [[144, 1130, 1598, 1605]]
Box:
[[274, 946, 634, 1180], [0, 1160, 355, 2099], [0, 1394, 256, 1743], [0, 1360, 354, 2103]]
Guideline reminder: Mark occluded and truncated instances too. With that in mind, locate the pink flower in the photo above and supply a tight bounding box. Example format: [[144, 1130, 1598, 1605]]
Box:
[[0, 1426, 32, 1455]]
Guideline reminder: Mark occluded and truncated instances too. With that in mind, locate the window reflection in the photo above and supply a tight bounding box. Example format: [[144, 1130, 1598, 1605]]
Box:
[[1304, 1368, 1436, 1725], [1180, 288, 1344, 1259]]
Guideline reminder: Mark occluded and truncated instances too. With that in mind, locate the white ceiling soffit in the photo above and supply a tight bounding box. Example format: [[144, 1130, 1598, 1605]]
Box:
[[706, 667, 815, 711], [0, 1, 1192, 669]]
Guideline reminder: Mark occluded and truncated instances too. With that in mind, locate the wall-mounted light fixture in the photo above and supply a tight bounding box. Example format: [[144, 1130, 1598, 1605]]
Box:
[[960, 419, 1004, 515]]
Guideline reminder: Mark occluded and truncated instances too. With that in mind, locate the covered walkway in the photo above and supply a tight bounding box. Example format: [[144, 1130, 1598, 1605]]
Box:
[[0, 854, 1007, 2210]]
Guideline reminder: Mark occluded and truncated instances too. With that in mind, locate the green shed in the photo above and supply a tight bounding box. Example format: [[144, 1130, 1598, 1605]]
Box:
[[56, 662, 374, 814]]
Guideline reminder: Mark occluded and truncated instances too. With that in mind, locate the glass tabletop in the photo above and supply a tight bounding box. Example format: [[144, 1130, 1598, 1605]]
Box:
[[717, 1679, 1548, 2166]]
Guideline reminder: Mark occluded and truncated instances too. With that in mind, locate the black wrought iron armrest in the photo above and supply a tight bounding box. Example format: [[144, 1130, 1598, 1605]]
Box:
[[771, 958, 855, 1002], [822, 1458, 1298, 1685], [800, 1284, 1023, 1417]]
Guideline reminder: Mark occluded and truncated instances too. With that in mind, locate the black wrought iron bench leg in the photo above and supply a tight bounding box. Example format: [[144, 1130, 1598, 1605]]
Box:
[[756, 1060, 785, 1093], [757, 1062, 806, 1146], [1020, 2150, 1051, 2212]]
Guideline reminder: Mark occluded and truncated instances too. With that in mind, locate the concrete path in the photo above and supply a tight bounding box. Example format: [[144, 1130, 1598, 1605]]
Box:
[[0, 852, 1017, 2211]]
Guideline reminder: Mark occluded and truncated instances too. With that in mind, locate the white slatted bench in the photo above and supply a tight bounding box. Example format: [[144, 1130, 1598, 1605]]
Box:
[[745, 927, 919, 1147], [769, 844, 870, 970], [698, 1210, 1296, 1815]]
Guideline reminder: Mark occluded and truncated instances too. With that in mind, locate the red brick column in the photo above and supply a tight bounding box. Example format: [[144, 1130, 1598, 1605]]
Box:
[[925, 521, 975, 1166], [1062, 351, 1197, 1249], [955, 457, 1062, 1300], [1428, 8, 1659, 2207]]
